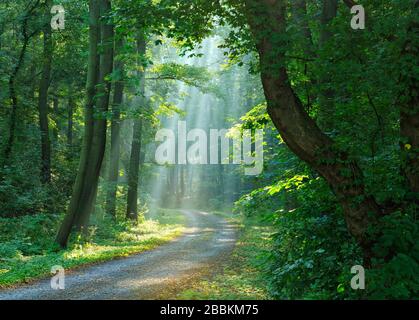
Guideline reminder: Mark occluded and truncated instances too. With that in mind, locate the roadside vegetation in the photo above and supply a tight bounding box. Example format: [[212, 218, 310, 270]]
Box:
[[0, 208, 185, 288]]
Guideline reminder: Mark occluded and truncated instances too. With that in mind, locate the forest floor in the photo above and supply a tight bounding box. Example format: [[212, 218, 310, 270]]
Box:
[[0, 208, 185, 288], [0, 210, 237, 299]]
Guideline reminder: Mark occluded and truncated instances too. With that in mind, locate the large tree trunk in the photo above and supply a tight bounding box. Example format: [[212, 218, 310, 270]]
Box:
[[126, 35, 146, 220], [105, 39, 125, 218], [37, 0, 53, 184], [243, 0, 381, 264], [400, 0, 419, 196], [56, 0, 114, 247]]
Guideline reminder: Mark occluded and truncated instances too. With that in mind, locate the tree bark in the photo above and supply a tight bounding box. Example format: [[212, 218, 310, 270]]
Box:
[[126, 119, 143, 219], [400, 0, 419, 196], [67, 94, 74, 151], [37, 1, 53, 184], [291, 0, 314, 56], [105, 38, 125, 218], [56, 0, 114, 247], [126, 35, 146, 220], [243, 0, 381, 264], [52, 93, 60, 141], [318, 0, 338, 131]]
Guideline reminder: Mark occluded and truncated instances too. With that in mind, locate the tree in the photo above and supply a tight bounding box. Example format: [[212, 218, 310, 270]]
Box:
[[318, 0, 338, 131], [105, 37, 125, 217], [126, 33, 146, 220], [1, 0, 41, 179], [400, 0, 419, 196], [37, 0, 53, 184], [56, 0, 114, 247], [242, 0, 381, 263]]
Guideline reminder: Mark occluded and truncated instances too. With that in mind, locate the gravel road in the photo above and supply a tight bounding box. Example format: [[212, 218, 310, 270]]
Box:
[[0, 210, 236, 300]]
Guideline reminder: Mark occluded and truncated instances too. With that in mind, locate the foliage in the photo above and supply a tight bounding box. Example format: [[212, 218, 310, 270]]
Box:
[[0, 209, 185, 287], [0, 0, 418, 301]]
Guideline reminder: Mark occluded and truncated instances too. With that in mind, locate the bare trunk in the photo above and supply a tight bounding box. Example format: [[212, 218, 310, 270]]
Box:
[[67, 94, 74, 151], [291, 0, 314, 55], [126, 34, 146, 220], [126, 119, 143, 219], [105, 38, 125, 217], [318, 0, 338, 131], [37, 1, 53, 184], [56, 0, 114, 247], [400, 1, 419, 196], [1, 1, 40, 177], [52, 93, 60, 141]]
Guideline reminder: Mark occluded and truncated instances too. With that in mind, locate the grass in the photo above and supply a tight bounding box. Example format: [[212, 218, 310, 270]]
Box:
[[0, 208, 186, 288], [177, 215, 274, 300]]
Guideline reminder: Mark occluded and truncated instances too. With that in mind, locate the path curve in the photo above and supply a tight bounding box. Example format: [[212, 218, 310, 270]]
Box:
[[0, 210, 236, 300]]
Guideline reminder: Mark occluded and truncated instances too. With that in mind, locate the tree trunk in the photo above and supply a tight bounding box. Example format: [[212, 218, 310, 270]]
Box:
[[37, 3, 53, 184], [126, 34, 146, 220], [180, 165, 186, 199], [1, 1, 40, 178], [243, 0, 381, 264], [67, 94, 74, 151], [318, 0, 338, 131], [52, 93, 60, 141], [126, 119, 143, 219], [105, 38, 125, 217], [56, 0, 114, 247], [400, 0, 419, 196], [291, 0, 314, 56]]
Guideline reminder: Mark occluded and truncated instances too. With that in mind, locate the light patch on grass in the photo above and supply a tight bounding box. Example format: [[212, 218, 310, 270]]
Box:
[[0, 209, 185, 288]]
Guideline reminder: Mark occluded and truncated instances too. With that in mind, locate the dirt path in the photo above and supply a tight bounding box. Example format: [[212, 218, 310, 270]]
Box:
[[0, 210, 236, 300]]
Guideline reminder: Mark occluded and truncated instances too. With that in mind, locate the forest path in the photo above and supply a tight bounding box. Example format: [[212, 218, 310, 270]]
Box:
[[0, 210, 237, 300]]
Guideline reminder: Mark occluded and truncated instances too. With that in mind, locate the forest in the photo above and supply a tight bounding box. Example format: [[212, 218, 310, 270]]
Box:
[[0, 0, 418, 300]]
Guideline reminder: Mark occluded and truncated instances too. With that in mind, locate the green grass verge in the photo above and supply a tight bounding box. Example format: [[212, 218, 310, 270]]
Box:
[[0, 208, 185, 288], [178, 215, 274, 300]]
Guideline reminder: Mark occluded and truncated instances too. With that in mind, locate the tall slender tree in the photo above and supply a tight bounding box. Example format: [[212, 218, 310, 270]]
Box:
[[105, 38, 125, 217], [318, 0, 338, 131], [56, 0, 114, 247], [126, 33, 146, 220], [400, 0, 419, 196], [1, 0, 41, 180], [37, 0, 53, 184]]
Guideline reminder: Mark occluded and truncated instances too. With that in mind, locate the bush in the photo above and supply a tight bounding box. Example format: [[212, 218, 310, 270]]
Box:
[[0, 214, 59, 258], [235, 175, 419, 300]]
